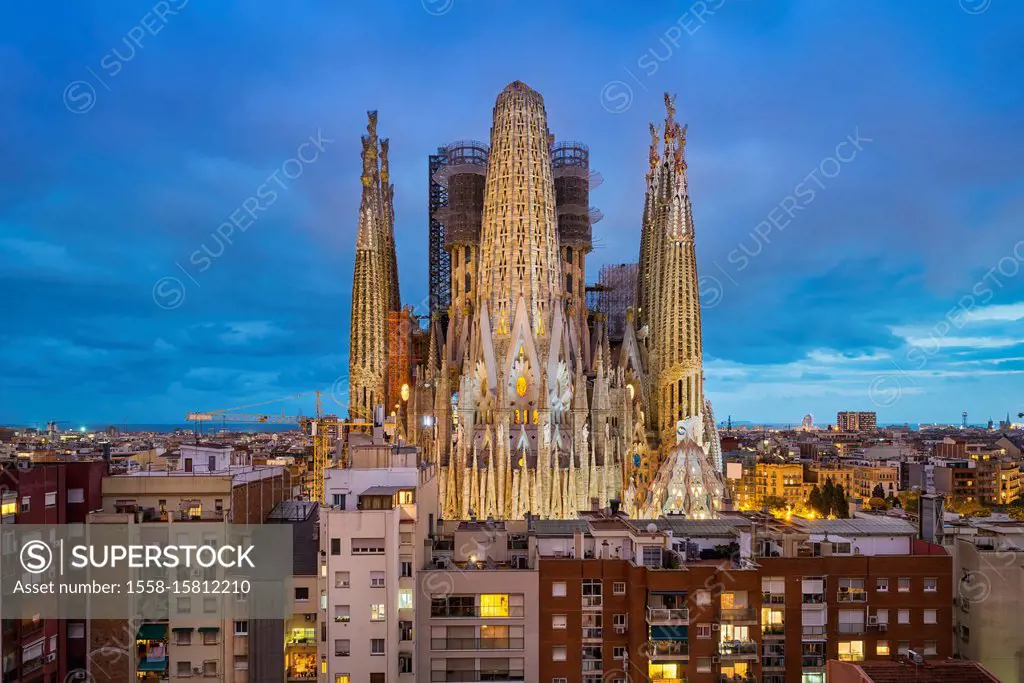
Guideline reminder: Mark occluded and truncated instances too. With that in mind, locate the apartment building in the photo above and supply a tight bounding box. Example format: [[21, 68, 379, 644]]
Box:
[[267, 500, 319, 683], [320, 486, 418, 683], [952, 523, 1024, 683], [836, 412, 878, 433], [0, 459, 106, 683], [534, 512, 951, 683], [852, 466, 899, 501], [84, 460, 291, 683], [753, 463, 806, 507], [416, 518, 538, 682]]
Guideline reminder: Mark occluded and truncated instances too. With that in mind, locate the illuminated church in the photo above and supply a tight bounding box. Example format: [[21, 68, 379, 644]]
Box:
[[349, 82, 723, 520]]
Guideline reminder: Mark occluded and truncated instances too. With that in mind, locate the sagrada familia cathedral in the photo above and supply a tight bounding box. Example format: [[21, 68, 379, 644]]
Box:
[[348, 81, 724, 520]]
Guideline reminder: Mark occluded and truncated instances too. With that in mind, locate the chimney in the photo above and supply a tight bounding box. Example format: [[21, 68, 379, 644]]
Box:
[[573, 528, 584, 559], [609, 498, 621, 516]]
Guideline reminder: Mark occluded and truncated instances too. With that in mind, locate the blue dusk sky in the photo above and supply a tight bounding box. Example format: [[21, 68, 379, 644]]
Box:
[[1, 0, 1022, 428]]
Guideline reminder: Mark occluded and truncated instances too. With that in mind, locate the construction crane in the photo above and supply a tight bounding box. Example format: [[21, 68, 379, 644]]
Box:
[[186, 390, 369, 504]]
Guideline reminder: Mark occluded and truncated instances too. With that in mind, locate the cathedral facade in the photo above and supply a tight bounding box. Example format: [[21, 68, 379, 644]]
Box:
[[349, 82, 723, 520]]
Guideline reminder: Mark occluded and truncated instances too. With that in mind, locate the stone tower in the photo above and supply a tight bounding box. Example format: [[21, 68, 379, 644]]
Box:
[[476, 81, 563, 346], [349, 111, 390, 420], [379, 138, 401, 312]]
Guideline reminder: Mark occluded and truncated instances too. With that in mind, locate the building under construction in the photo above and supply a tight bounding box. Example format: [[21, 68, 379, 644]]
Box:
[[594, 262, 639, 342]]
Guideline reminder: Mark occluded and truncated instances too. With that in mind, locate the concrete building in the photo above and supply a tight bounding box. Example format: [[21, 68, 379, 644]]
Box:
[[953, 523, 1024, 683], [853, 466, 899, 501], [417, 518, 538, 683], [837, 412, 878, 433], [827, 659, 1000, 683], [320, 485, 418, 683], [534, 512, 952, 683]]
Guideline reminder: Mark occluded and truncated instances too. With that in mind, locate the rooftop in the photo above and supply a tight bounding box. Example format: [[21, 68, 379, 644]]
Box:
[[792, 517, 916, 536], [832, 659, 1000, 683], [360, 485, 411, 496], [266, 500, 318, 522]]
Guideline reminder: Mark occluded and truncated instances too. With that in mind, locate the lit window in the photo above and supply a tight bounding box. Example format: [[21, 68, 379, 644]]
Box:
[[649, 664, 679, 680], [371, 604, 385, 621], [480, 594, 509, 617], [876, 640, 890, 656], [398, 589, 413, 610], [838, 640, 864, 662]]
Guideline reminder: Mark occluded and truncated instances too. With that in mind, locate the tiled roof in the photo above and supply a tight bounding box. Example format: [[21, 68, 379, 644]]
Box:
[[848, 660, 1000, 683]]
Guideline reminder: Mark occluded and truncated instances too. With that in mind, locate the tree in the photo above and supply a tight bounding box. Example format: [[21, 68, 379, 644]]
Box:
[[1009, 507, 1024, 521], [869, 496, 887, 510], [762, 496, 789, 514], [809, 486, 824, 515], [821, 478, 836, 515], [834, 484, 850, 518], [897, 490, 919, 513], [872, 484, 886, 500]]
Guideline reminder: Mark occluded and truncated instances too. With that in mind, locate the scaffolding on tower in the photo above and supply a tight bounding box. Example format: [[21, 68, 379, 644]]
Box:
[[596, 263, 639, 343], [428, 148, 450, 325]]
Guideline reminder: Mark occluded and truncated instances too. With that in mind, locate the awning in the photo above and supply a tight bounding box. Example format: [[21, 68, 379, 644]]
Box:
[[137, 657, 168, 672], [171, 627, 194, 633], [136, 623, 168, 640], [650, 625, 688, 640], [198, 627, 220, 633]]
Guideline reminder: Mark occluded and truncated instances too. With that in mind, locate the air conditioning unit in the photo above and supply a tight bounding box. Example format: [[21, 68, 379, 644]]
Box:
[[614, 625, 626, 634], [193, 667, 203, 675], [878, 623, 888, 632], [711, 656, 720, 664], [304, 613, 316, 622], [191, 568, 203, 578], [868, 615, 878, 626], [712, 623, 720, 631], [44, 653, 56, 663]]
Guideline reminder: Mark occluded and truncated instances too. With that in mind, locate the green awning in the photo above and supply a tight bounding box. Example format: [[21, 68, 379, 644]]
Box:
[[136, 623, 168, 640], [171, 627, 194, 633], [137, 657, 168, 672], [198, 627, 220, 633]]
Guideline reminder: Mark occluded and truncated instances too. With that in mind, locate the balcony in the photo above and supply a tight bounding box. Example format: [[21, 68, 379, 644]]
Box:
[[285, 636, 317, 647], [763, 656, 786, 669], [430, 638, 525, 651], [719, 641, 758, 659], [762, 592, 785, 605], [429, 606, 525, 618], [801, 656, 825, 669], [582, 595, 602, 609], [761, 623, 785, 637], [430, 670, 524, 682], [720, 608, 757, 623], [720, 675, 755, 683], [582, 627, 603, 640], [287, 667, 317, 681], [647, 640, 689, 659], [22, 656, 43, 676], [647, 607, 689, 625], [837, 590, 866, 603], [837, 622, 866, 634], [802, 593, 825, 605]]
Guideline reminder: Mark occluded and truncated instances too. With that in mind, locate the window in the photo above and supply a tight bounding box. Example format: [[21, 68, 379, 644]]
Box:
[[399, 653, 413, 674], [177, 661, 192, 677], [552, 614, 567, 630], [697, 657, 712, 672], [335, 677, 350, 683], [370, 638, 385, 655], [582, 579, 602, 607], [400, 561, 412, 578], [398, 589, 413, 610], [838, 578, 865, 602], [21, 497, 29, 513], [234, 656, 248, 670], [335, 571, 350, 588], [68, 623, 85, 639], [876, 640, 890, 656], [295, 587, 310, 601], [898, 641, 910, 655], [613, 613, 627, 628], [203, 630, 218, 646], [203, 661, 217, 676], [369, 676, 384, 683], [553, 679, 568, 683], [331, 538, 341, 555], [924, 609, 937, 624], [876, 609, 888, 624], [552, 582, 566, 597], [371, 604, 386, 621], [876, 577, 888, 592], [233, 621, 247, 636], [898, 609, 909, 624], [552, 646, 567, 661], [696, 624, 711, 638], [838, 640, 864, 662], [694, 590, 711, 606], [68, 488, 84, 504], [176, 630, 192, 646], [613, 646, 626, 659], [321, 590, 328, 609], [352, 538, 385, 554], [481, 594, 510, 617], [642, 546, 662, 567], [924, 640, 937, 655], [203, 597, 217, 613], [334, 605, 350, 623], [176, 597, 191, 614], [898, 577, 910, 592], [370, 571, 385, 588], [924, 577, 938, 592], [335, 639, 351, 656], [613, 581, 626, 595]]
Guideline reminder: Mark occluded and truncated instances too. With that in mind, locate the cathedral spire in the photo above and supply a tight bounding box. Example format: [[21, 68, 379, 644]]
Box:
[[350, 111, 389, 420], [379, 138, 401, 312], [476, 81, 562, 334]]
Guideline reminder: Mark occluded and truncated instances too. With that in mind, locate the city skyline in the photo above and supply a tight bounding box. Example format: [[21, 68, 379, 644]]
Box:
[[2, 1, 1023, 426]]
